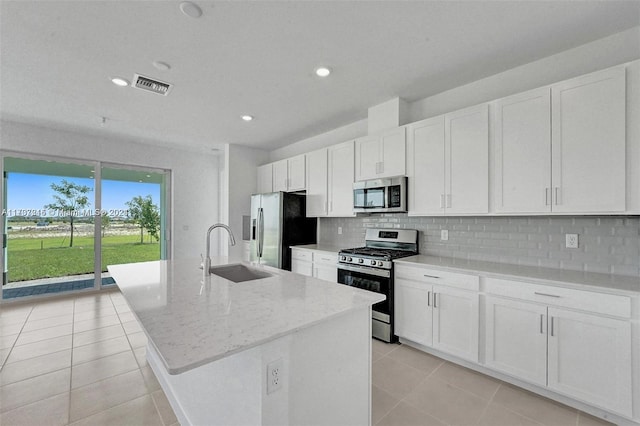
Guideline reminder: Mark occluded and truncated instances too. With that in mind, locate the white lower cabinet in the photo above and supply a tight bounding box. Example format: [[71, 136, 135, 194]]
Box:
[[547, 307, 632, 416], [484, 279, 633, 418], [395, 266, 479, 362], [291, 248, 337, 282]]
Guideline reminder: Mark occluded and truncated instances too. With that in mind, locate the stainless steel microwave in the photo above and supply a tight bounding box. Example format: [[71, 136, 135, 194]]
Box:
[[353, 176, 407, 213]]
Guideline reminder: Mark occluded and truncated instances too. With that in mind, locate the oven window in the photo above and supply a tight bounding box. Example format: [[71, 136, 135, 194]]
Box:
[[337, 268, 391, 315], [354, 187, 385, 209]]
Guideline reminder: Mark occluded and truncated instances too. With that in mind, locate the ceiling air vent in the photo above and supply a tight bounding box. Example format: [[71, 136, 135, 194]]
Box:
[[133, 74, 172, 96]]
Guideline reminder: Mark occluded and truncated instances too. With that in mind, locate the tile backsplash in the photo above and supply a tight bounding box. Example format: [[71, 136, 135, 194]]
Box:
[[319, 215, 640, 277]]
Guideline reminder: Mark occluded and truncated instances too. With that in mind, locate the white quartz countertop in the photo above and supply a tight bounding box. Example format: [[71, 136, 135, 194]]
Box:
[[107, 257, 384, 375], [291, 244, 343, 255], [394, 255, 640, 295]]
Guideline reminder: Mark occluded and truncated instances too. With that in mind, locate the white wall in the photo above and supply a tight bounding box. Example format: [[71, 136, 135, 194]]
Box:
[[0, 120, 221, 259], [220, 144, 270, 259], [268, 26, 640, 159]]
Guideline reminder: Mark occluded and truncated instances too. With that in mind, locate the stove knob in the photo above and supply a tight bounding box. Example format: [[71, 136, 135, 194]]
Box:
[[340, 256, 346, 261], [370, 260, 376, 266], [358, 258, 364, 264], [377, 261, 384, 266], [346, 257, 352, 262]]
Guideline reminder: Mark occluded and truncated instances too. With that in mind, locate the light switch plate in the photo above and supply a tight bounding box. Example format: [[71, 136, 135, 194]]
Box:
[[338, 227, 343, 235], [441, 230, 449, 241]]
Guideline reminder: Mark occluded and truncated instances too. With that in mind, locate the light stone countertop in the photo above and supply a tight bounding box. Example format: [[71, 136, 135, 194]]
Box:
[[107, 257, 384, 375], [394, 255, 640, 295], [291, 244, 343, 255]]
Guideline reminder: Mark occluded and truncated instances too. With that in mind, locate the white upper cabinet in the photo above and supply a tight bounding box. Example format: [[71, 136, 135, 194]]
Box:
[[355, 127, 406, 181], [268, 154, 306, 193], [494, 67, 626, 214], [328, 140, 356, 217], [257, 163, 273, 194], [408, 104, 489, 216], [494, 88, 552, 213], [551, 67, 626, 213], [287, 154, 306, 191], [445, 103, 489, 214], [305, 148, 328, 217], [407, 115, 446, 215], [272, 159, 288, 192]]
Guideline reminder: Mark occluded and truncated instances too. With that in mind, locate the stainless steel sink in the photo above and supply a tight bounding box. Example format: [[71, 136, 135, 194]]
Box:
[[209, 264, 272, 283]]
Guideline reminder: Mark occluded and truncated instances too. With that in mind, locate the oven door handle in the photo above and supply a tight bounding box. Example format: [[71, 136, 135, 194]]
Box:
[[338, 264, 391, 278]]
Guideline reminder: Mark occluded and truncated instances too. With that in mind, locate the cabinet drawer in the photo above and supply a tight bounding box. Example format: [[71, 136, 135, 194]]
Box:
[[313, 252, 337, 266], [395, 265, 479, 292], [291, 249, 312, 261], [485, 277, 631, 319]]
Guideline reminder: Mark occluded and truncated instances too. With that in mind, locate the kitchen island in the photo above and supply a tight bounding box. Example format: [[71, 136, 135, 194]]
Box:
[[108, 257, 384, 426]]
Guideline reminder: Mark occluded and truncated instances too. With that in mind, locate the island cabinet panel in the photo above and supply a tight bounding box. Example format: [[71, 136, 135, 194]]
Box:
[[305, 148, 328, 217], [484, 296, 548, 386], [551, 67, 626, 213], [547, 307, 632, 417], [394, 265, 480, 362], [493, 87, 552, 213], [257, 163, 273, 194]]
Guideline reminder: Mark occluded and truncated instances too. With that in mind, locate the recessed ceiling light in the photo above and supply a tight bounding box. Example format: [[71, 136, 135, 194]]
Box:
[[146, 174, 151, 178], [138, 180, 143, 183], [315, 67, 331, 77], [241, 115, 254, 122], [111, 77, 129, 87], [153, 61, 171, 71], [180, 1, 202, 18]]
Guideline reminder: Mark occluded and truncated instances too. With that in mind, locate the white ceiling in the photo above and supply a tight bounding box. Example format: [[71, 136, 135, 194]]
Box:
[[1, 1, 639, 153]]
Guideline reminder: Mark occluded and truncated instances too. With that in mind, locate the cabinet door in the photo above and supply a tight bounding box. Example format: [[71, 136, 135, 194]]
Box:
[[328, 140, 356, 217], [354, 134, 381, 181], [379, 127, 406, 177], [407, 116, 446, 215], [485, 296, 547, 386], [547, 307, 632, 416], [305, 149, 328, 217], [272, 160, 288, 192], [432, 285, 479, 362], [314, 264, 337, 283], [445, 104, 489, 214], [291, 259, 313, 277], [551, 67, 626, 213], [287, 154, 306, 191], [394, 279, 432, 347], [257, 164, 273, 194], [494, 88, 552, 213]]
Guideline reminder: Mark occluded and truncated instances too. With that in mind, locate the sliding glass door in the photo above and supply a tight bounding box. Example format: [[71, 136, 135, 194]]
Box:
[[2, 156, 96, 299], [1, 154, 170, 301]]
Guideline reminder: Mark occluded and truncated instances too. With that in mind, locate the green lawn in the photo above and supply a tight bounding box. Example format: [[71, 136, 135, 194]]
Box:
[[7, 234, 160, 282]]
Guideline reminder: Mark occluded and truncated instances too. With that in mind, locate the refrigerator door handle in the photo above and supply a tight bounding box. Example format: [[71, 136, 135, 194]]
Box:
[[258, 207, 264, 258]]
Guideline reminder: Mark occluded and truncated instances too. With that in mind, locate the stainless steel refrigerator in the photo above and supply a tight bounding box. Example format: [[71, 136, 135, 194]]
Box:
[[250, 192, 317, 270]]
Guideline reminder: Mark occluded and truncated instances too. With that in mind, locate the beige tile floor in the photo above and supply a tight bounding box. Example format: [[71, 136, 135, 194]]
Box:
[[1, 291, 616, 426], [0, 291, 178, 426]]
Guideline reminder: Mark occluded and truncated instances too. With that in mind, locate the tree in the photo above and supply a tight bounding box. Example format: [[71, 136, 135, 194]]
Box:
[[44, 179, 92, 248], [101, 213, 111, 237], [126, 195, 160, 243]]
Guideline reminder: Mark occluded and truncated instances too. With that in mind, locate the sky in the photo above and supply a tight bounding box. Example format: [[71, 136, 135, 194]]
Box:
[[6, 173, 161, 217]]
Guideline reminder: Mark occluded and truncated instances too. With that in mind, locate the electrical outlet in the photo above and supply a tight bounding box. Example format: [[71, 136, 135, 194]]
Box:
[[337, 227, 342, 235], [566, 234, 579, 249], [441, 229, 449, 241], [267, 358, 284, 394]]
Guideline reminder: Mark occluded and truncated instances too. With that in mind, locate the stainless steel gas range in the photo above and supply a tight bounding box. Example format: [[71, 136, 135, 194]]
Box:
[[337, 229, 418, 343]]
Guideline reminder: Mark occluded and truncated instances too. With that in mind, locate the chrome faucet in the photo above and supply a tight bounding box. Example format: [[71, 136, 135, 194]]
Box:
[[204, 223, 236, 275]]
